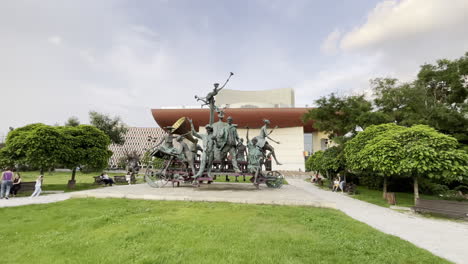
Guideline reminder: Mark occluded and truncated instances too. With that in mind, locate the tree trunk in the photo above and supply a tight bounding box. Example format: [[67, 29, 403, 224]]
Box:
[[67, 168, 77, 189], [382, 176, 387, 199], [413, 176, 419, 204], [40, 168, 44, 175]]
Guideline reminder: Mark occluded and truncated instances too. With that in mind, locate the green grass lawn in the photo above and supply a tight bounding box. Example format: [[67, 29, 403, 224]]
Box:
[[14, 170, 136, 195], [352, 187, 444, 208], [1, 199, 448, 264], [308, 179, 443, 208]]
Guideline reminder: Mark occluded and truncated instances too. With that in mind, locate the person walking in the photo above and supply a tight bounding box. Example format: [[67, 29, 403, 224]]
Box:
[[1, 168, 14, 199], [30, 175, 43, 197]]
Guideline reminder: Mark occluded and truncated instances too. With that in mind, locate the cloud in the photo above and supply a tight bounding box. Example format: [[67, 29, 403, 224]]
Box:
[[294, 54, 386, 105], [317, 0, 468, 91], [340, 0, 468, 51], [320, 29, 342, 55]]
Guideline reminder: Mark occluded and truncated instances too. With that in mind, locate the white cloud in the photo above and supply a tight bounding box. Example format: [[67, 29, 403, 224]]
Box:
[[340, 0, 468, 51], [294, 54, 386, 106], [316, 0, 468, 96], [320, 29, 341, 55]]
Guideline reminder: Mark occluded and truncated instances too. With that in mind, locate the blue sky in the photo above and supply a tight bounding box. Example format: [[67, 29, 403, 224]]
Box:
[[1, 0, 468, 139]]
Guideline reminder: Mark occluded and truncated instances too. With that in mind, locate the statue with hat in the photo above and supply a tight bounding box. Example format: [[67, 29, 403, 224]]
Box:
[[212, 109, 228, 161], [218, 116, 241, 173], [195, 72, 234, 125], [255, 119, 282, 165], [188, 118, 216, 179]]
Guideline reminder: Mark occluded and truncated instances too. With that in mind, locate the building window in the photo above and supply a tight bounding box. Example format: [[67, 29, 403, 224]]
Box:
[[320, 138, 328, 150], [303, 133, 312, 157]]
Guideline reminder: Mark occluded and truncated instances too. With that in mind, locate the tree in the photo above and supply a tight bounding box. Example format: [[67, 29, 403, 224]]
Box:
[[394, 125, 468, 202], [89, 111, 128, 145], [60, 125, 112, 188], [306, 150, 325, 175], [65, 116, 80, 127], [3, 124, 66, 174], [303, 93, 388, 143], [372, 53, 468, 144], [306, 146, 345, 180], [345, 123, 406, 197], [350, 124, 468, 203]]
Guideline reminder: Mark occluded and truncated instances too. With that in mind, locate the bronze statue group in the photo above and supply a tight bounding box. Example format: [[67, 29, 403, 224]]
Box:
[[148, 72, 283, 186]]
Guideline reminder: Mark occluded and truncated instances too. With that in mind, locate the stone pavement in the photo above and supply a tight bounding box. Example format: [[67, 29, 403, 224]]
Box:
[[0, 193, 71, 208], [70, 182, 335, 208]]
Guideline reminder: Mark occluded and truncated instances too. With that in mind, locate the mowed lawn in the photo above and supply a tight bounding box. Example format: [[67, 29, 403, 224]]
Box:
[[1, 199, 449, 264], [16, 171, 279, 195], [15, 171, 127, 194]]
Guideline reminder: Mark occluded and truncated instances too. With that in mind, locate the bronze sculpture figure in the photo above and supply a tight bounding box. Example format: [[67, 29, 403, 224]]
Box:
[[189, 119, 215, 179], [236, 138, 246, 162], [255, 119, 282, 165], [195, 72, 234, 125], [218, 116, 241, 173], [144, 72, 284, 189]]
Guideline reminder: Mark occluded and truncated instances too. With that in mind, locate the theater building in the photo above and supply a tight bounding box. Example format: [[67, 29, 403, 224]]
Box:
[[151, 88, 331, 171]]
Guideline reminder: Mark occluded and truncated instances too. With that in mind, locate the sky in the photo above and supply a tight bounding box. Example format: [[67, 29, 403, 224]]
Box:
[[1, 0, 468, 140]]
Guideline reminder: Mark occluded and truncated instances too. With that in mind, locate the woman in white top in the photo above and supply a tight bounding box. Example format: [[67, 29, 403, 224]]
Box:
[[30, 175, 43, 197]]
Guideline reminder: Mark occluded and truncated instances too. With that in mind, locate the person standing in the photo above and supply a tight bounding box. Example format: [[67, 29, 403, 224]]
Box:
[[11, 173, 22, 197], [1, 168, 14, 199], [338, 173, 346, 193], [125, 171, 132, 185], [30, 175, 43, 197]]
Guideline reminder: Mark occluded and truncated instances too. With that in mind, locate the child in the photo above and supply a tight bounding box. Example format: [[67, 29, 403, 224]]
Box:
[[332, 178, 339, 192], [30, 175, 43, 197], [125, 171, 132, 185]]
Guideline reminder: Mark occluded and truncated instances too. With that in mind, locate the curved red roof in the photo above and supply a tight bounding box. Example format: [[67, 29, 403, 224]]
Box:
[[151, 108, 316, 133]]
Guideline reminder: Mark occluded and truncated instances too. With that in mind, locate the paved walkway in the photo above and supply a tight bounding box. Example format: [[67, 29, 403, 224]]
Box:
[[71, 182, 335, 208], [287, 179, 468, 264], [0, 193, 71, 208], [1, 180, 468, 263]]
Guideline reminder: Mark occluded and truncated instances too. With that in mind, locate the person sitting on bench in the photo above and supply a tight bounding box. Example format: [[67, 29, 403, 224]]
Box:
[[100, 173, 114, 186]]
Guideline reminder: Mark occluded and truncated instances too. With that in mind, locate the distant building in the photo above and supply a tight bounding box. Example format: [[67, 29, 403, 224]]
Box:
[[151, 88, 331, 171], [108, 127, 165, 168]]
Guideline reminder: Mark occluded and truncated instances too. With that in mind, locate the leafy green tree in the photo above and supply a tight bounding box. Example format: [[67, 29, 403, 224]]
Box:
[[303, 93, 388, 143], [371, 78, 426, 125], [394, 125, 468, 202], [372, 53, 468, 144], [353, 125, 468, 203], [306, 150, 325, 175], [89, 111, 128, 145], [3, 124, 66, 174], [60, 125, 112, 188], [65, 116, 80, 127], [306, 146, 345, 180], [345, 123, 406, 197]]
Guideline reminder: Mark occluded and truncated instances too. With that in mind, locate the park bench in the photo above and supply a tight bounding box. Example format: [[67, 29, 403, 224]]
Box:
[[412, 199, 468, 219], [16, 181, 36, 194], [113, 175, 136, 184], [93, 176, 105, 185]]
